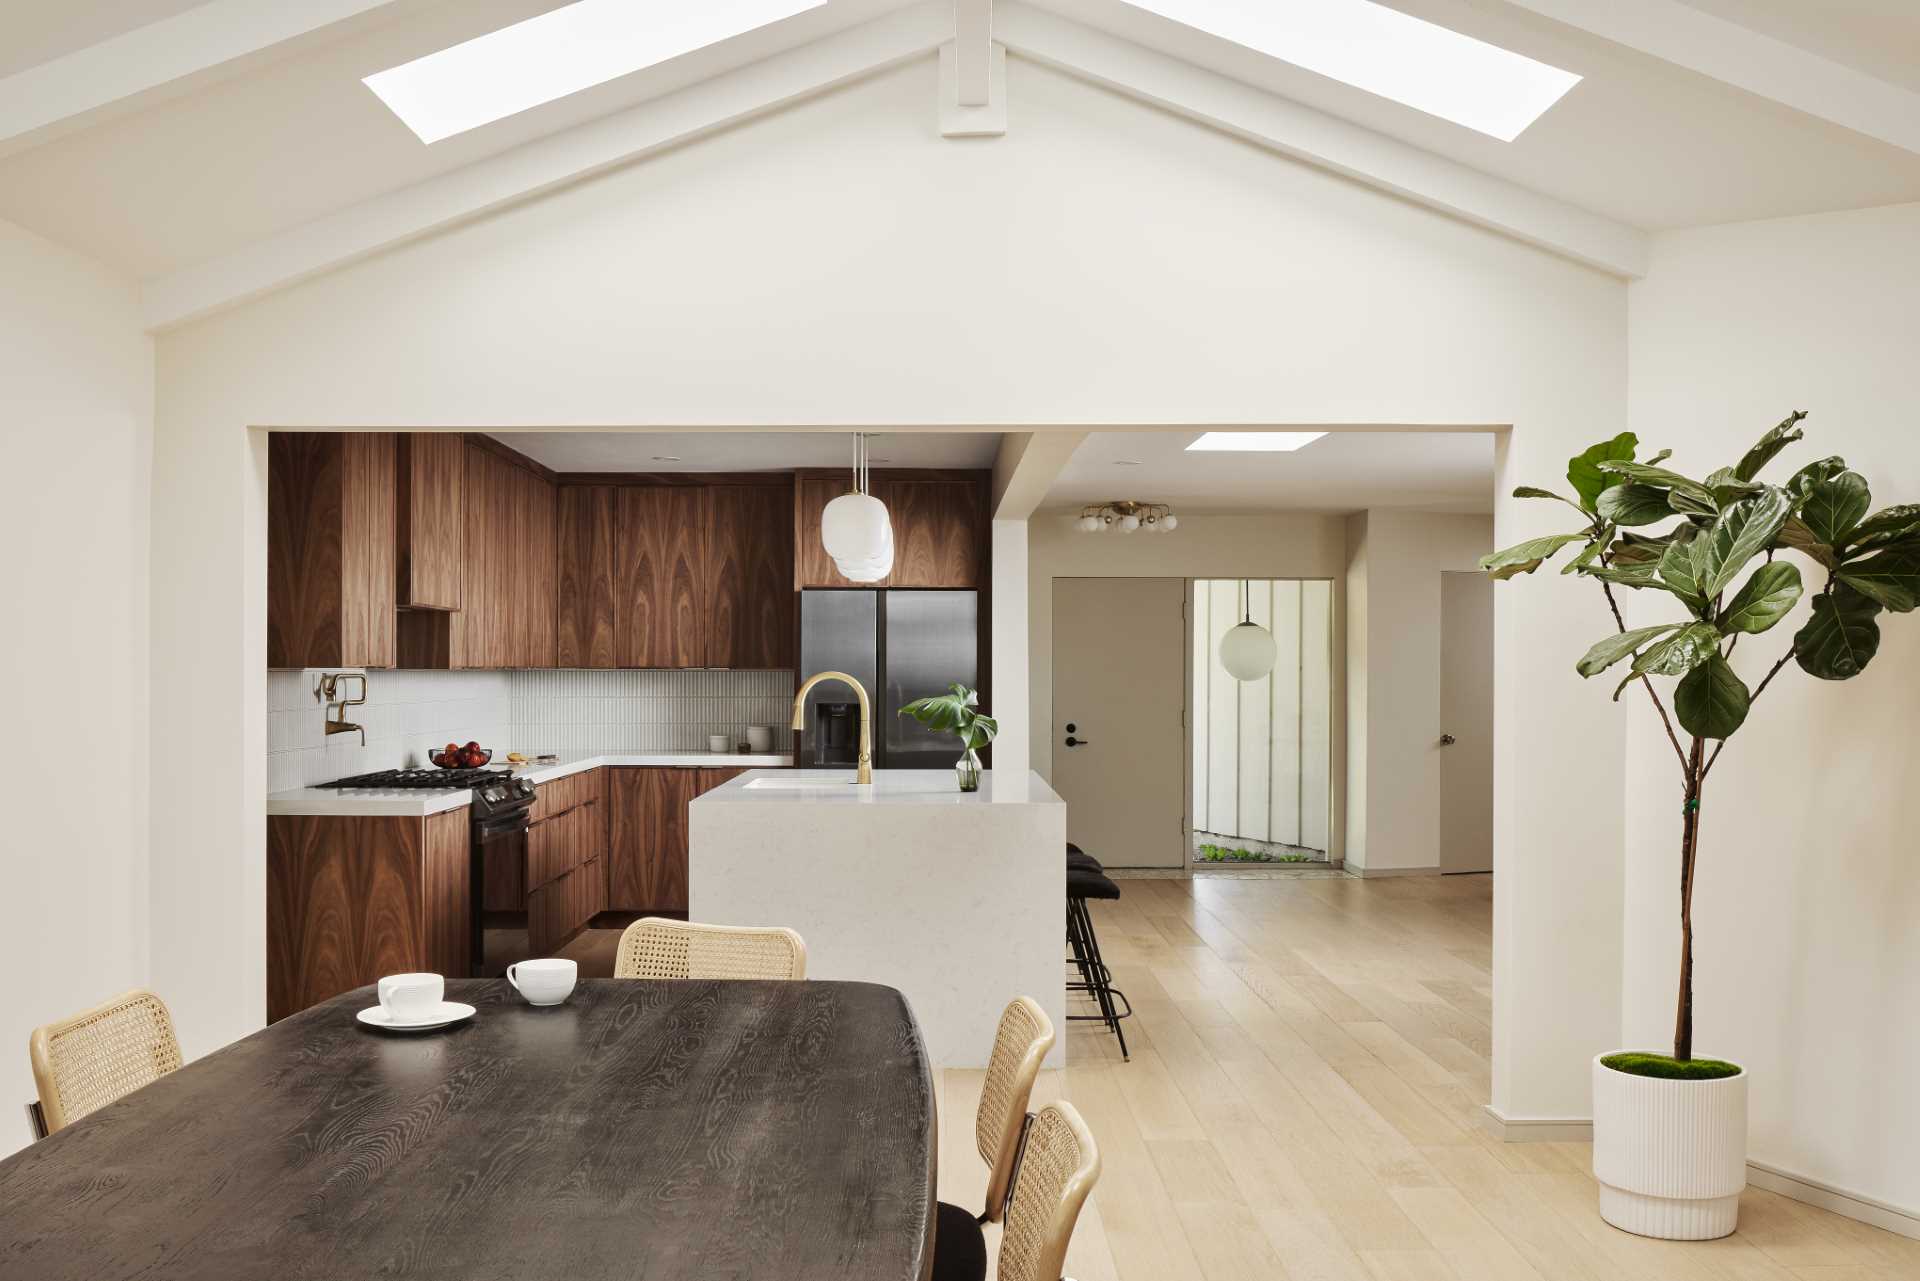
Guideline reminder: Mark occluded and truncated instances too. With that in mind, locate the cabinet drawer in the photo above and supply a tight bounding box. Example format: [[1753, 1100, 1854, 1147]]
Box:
[[530, 768, 602, 823]]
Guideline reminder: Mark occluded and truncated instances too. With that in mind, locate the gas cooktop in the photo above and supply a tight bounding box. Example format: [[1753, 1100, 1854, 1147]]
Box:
[[317, 768, 501, 790]]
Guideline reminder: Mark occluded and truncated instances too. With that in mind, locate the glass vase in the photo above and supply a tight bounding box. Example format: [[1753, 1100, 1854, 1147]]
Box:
[[955, 749, 982, 793]]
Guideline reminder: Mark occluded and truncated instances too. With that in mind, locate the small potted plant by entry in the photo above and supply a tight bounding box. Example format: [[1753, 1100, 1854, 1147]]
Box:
[[899, 683, 997, 792], [1483, 412, 1918, 1240]]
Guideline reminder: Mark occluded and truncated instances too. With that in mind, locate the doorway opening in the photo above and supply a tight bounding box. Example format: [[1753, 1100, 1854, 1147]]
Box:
[[1190, 579, 1335, 868]]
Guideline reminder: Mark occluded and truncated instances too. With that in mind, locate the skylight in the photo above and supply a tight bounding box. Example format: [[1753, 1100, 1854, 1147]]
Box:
[[1122, 0, 1580, 141], [1187, 432, 1328, 452], [364, 0, 826, 144]]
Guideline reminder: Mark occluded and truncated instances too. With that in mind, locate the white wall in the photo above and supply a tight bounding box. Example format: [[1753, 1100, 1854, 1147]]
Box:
[[1624, 203, 1920, 1216], [148, 55, 1628, 1121], [0, 217, 152, 1156], [1343, 510, 1494, 873]]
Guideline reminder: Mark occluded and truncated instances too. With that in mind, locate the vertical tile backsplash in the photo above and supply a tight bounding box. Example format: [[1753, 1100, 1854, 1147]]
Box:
[[267, 669, 796, 790], [509, 670, 796, 756], [267, 669, 513, 791]]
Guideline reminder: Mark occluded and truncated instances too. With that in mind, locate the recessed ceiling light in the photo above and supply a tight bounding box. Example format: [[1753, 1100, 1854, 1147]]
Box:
[[364, 0, 826, 144], [1186, 432, 1329, 452], [1115, 459, 1143, 466], [652, 455, 682, 462], [1120, 0, 1579, 141]]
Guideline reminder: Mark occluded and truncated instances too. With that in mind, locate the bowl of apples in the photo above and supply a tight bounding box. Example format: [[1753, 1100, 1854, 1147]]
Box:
[[430, 741, 493, 770]]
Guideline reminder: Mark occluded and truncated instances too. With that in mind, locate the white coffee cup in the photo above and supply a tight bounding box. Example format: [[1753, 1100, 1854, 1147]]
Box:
[[507, 958, 577, 1007], [708, 733, 731, 753], [378, 972, 444, 1021]]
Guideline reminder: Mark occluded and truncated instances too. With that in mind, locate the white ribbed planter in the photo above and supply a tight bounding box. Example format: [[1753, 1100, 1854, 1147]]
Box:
[[1592, 1054, 1748, 1240]]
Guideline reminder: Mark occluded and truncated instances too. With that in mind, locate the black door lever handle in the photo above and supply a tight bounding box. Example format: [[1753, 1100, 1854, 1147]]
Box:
[[1064, 736, 1090, 747]]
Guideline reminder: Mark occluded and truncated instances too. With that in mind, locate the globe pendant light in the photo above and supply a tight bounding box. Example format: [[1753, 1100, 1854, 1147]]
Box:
[[820, 433, 893, 582], [1219, 579, 1277, 681]]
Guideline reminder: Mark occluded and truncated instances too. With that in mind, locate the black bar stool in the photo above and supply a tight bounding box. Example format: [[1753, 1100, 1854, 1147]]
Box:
[[1066, 865, 1131, 1060]]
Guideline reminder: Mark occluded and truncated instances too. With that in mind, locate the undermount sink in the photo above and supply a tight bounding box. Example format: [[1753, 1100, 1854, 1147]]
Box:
[[742, 776, 866, 790]]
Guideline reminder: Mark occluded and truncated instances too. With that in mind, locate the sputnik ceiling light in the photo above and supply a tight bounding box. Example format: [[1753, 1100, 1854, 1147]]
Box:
[[1075, 500, 1178, 534], [820, 433, 893, 581], [1219, 579, 1278, 681]]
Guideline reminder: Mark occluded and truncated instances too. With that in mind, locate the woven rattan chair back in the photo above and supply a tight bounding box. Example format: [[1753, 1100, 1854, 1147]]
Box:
[[28, 989, 183, 1135], [614, 918, 808, 981], [976, 996, 1055, 1223], [997, 1101, 1100, 1281]]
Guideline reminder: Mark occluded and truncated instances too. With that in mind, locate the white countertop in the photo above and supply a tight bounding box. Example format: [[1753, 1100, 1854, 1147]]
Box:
[[693, 768, 1064, 807], [266, 753, 795, 817]]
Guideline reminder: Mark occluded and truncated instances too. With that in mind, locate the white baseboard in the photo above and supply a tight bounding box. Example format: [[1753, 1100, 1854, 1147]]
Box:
[[1481, 1107, 1920, 1241], [1479, 1105, 1592, 1142], [1344, 864, 1442, 879], [1745, 1159, 1920, 1241]]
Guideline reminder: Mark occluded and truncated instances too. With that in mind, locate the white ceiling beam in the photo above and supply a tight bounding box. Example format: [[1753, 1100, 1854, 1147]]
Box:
[[1500, 0, 1920, 157], [0, 0, 404, 159], [142, 3, 951, 331], [996, 3, 1647, 278], [954, 0, 993, 106], [993, 431, 1089, 519]]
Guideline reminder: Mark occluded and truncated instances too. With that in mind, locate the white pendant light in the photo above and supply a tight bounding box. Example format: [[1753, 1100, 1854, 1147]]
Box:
[[1219, 579, 1277, 681], [821, 433, 893, 581]]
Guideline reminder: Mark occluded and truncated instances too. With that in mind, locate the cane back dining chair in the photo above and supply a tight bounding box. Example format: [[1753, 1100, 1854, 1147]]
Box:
[[995, 1101, 1102, 1281], [28, 989, 183, 1138], [614, 917, 807, 981]]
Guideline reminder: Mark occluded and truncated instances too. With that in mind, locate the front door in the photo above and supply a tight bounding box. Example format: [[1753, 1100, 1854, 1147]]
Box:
[[1440, 570, 1494, 874], [1052, 577, 1187, 868]]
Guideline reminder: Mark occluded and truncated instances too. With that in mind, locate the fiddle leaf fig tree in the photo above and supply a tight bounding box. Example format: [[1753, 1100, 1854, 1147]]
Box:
[[1483, 411, 1919, 1066]]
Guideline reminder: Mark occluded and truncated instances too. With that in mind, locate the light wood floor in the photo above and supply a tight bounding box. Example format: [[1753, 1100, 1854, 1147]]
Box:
[[933, 873, 1920, 1281]]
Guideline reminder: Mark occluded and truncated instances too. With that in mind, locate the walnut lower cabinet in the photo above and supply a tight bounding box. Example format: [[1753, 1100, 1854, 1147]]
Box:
[[526, 769, 604, 956], [606, 767, 746, 913], [267, 809, 469, 1022]]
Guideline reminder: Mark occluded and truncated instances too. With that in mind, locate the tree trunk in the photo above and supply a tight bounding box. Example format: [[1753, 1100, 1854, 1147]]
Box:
[[1674, 736, 1706, 1062]]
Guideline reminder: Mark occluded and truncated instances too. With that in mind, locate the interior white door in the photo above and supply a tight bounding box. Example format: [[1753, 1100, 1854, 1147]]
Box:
[[1440, 570, 1494, 874], [1052, 577, 1187, 868]]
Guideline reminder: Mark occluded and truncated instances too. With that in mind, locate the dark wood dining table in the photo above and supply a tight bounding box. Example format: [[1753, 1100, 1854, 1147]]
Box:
[[0, 979, 935, 1280]]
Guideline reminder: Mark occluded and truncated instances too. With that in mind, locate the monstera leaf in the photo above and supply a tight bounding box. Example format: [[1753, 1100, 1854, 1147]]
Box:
[[899, 683, 998, 750], [1793, 588, 1882, 680], [1720, 561, 1803, 634], [1675, 655, 1750, 740]]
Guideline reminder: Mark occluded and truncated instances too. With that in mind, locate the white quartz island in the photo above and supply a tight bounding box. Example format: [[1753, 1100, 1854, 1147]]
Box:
[[690, 769, 1066, 1067]]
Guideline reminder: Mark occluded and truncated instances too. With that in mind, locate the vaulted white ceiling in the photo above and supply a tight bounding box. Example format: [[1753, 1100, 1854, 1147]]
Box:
[[3, 0, 1915, 331]]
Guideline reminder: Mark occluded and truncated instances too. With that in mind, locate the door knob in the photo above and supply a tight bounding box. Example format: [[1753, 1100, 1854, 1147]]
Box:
[[1439, 733, 1457, 746], [1064, 736, 1090, 747]]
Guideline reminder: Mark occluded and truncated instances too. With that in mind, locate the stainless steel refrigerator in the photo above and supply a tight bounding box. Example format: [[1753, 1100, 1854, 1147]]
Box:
[[798, 589, 981, 771]]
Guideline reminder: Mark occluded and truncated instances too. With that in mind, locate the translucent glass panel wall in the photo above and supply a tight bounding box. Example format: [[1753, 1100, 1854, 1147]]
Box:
[[1191, 579, 1332, 851]]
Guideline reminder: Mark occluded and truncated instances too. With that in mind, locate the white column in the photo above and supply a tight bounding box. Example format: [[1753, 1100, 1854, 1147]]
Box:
[[989, 518, 1030, 776]]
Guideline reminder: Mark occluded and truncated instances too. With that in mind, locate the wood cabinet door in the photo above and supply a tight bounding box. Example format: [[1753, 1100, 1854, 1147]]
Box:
[[422, 809, 471, 980], [619, 488, 705, 667], [396, 433, 464, 610], [793, 473, 874, 588], [606, 767, 696, 912], [522, 466, 557, 668], [885, 476, 987, 588], [268, 432, 396, 668], [706, 486, 795, 669], [461, 445, 509, 667], [556, 486, 620, 667]]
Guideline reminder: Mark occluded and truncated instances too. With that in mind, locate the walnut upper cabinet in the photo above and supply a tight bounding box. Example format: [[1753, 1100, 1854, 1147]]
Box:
[[414, 441, 556, 670], [395, 433, 464, 611], [556, 481, 794, 669], [793, 469, 989, 589], [268, 432, 397, 669]]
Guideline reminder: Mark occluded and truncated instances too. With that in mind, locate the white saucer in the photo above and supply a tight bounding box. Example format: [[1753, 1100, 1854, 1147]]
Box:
[[356, 1001, 476, 1033]]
